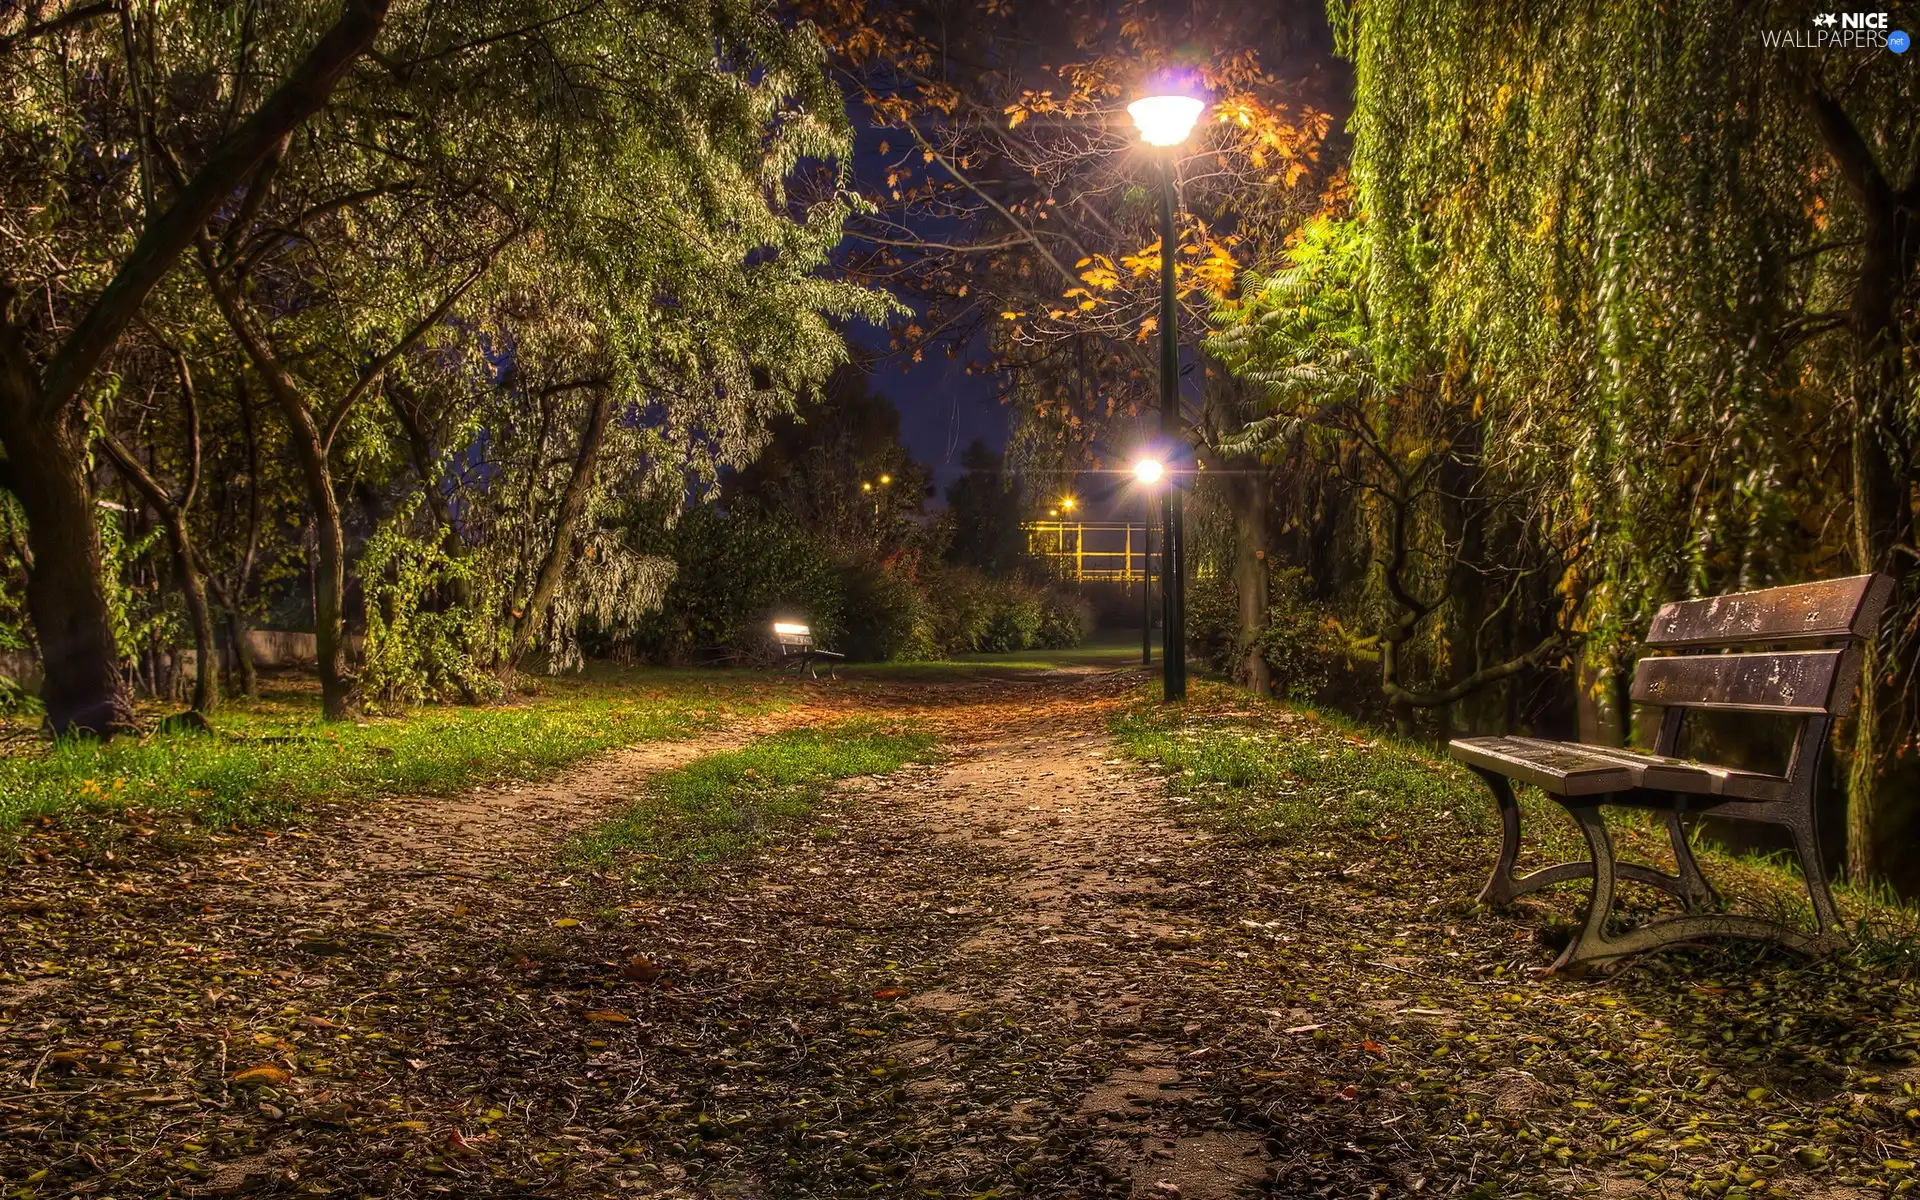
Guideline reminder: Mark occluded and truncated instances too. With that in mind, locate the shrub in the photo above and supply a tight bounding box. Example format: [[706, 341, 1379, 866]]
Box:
[[1189, 566, 1344, 700], [637, 510, 843, 663], [1037, 587, 1095, 649], [839, 563, 931, 661], [981, 578, 1043, 651]]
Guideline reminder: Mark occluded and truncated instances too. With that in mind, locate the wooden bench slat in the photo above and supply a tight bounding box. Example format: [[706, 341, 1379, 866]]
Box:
[[1629, 648, 1847, 714], [1499, 737, 1788, 801], [1450, 736, 1637, 797], [1646, 574, 1891, 647]]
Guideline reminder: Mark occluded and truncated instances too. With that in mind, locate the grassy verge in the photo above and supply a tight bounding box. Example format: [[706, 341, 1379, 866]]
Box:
[[569, 720, 936, 879], [0, 667, 780, 833], [1111, 680, 1920, 1195], [1111, 680, 1920, 951]]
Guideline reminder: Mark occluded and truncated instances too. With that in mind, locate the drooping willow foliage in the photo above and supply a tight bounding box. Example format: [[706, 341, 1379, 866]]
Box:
[[1223, 0, 1919, 879], [1338, 0, 1878, 639]]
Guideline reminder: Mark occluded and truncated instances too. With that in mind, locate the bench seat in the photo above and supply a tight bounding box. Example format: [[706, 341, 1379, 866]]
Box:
[[1449, 736, 1789, 802]]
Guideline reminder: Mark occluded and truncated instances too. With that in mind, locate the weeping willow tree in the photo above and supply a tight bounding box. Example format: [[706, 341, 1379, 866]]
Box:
[[1332, 1, 1918, 883]]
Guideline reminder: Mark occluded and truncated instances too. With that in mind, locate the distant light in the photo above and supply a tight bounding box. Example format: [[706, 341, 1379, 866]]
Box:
[[1061, 496, 1078, 511], [1127, 95, 1204, 147], [1134, 458, 1164, 484], [773, 622, 809, 635], [862, 481, 873, 492], [878, 473, 893, 486], [1049, 508, 1059, 518]]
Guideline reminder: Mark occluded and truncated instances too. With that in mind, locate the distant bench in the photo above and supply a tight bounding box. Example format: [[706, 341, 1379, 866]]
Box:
[[771, 622, 842, 679], [1450, 574, 1893, 975]]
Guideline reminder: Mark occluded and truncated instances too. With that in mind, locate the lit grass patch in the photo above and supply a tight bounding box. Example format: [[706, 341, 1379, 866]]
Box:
[[1114, 680, 1920, 967], [1110, 681, 1495, 844], [570, 720, 936, 879], [0, 670, 777, 833]]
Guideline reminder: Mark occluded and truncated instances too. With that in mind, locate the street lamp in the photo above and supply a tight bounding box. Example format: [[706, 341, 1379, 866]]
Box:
[[1128, 83, 1202, 703], [1133, 457, 1165, 666]]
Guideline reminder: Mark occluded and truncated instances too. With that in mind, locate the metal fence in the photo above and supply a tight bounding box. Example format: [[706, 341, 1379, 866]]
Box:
[[1023, 521, 1151, 582]]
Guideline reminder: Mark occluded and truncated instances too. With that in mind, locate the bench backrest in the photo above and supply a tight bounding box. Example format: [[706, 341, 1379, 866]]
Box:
[[1630, 574, 1892, 720], [771, 621, 814, 650]]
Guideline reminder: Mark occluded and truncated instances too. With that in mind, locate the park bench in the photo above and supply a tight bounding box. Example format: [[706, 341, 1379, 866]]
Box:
[[771, 621, 842, 679], [1450, 573, 1893, 975]]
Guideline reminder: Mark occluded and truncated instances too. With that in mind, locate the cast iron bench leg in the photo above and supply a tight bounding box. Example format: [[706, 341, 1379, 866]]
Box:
[[1554, 805, 1826, 976], [1661, 809, 1718, 913], [1472, 769, 1708, 911]]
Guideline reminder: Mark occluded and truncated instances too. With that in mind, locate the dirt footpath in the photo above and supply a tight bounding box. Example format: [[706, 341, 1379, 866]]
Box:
[[1, 670, 1328, 1199]]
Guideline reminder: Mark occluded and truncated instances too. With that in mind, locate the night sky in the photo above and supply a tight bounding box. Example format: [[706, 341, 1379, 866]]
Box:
[[850, 323, 1009, 496]]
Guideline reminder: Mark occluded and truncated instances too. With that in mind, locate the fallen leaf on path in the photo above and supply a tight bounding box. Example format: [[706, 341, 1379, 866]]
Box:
[[872, 987, 908, 1000], [232, 1065, 289, 1087], [621, 954, 662, 983], [444, 1129, 488, 1157], [583, 1009, 631, 1023]]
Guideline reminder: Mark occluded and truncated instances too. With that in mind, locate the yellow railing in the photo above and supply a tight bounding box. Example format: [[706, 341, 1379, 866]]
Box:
[[1023, 521, 1150, 582]]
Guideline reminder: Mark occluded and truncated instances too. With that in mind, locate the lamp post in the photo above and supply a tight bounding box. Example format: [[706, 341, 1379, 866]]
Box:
[[1134, 457, 1163, 667], [1126, 87, 1202, 702]]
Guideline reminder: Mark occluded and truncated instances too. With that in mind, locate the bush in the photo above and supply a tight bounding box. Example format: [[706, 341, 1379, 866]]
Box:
[[1037, 587, 1095, 649], [839, 563, 932, 661], [636, 510, 843, 663], [981, 578, 1043, 651], [1189, 566, 1344, 700]]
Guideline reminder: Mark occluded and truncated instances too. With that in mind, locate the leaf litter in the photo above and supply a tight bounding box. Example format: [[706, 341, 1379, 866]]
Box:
[[4, 669, 1920, 1198]]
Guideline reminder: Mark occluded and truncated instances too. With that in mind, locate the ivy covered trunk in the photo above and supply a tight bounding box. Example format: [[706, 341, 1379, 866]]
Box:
[[0, 395, 135, 735], [1841, 223, 1918, 889]]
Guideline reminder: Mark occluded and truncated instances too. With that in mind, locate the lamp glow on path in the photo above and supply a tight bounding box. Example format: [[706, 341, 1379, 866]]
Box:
[[1126, 94, 1204, 147], [1133, 458, 1165, 485]]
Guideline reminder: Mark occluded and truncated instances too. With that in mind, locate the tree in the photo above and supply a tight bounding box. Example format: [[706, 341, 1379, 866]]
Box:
[[725, 362, 927, 562], [943, 439, 1028, 575], [187, 0, 882, 709], [0, 0, 388, 734], [1335, 0, 1917, 881], [1211, 215, 1578, 733]]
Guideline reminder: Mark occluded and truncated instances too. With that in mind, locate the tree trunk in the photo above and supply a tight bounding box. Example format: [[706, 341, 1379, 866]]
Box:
[[212, 575, 259, 698], [1226, 471, 1272, 695], [507, 389, 614, 669], [1802, 83, 1920, 889], [307, 443, 353, 719], [98, 362, 218, 717], [0, 399, 135, 735]]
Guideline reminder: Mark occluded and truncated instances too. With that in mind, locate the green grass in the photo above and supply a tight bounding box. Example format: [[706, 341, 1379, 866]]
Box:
[[840, 637, 1150, 680], [1112, 679, 1920, 958], [0, 667, 780, 833], [569, 720, 936, 878], [1111, 682, 1495, 844]]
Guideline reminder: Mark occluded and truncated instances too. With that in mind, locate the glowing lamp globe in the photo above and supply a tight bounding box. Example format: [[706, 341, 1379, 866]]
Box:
[[1127, 94, 1204, 147], [1133, 458, 1165, 485]]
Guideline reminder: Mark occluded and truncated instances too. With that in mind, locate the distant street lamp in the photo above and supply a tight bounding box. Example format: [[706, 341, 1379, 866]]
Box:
[[1133, 457, 1165, 667], [1127, 84, 1202, 703]]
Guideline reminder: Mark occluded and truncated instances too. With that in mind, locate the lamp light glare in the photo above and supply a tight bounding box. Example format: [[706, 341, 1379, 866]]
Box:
[[1127, 95, 1204, 147], [1133, 458, 1165, 484], [1061, 496, 1077, 511], [773, 622, 809, 635], [878, 473, 892, 485]]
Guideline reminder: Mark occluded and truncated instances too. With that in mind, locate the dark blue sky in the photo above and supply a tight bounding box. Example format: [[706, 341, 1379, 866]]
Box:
[[850, 325, 1008, 494]]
